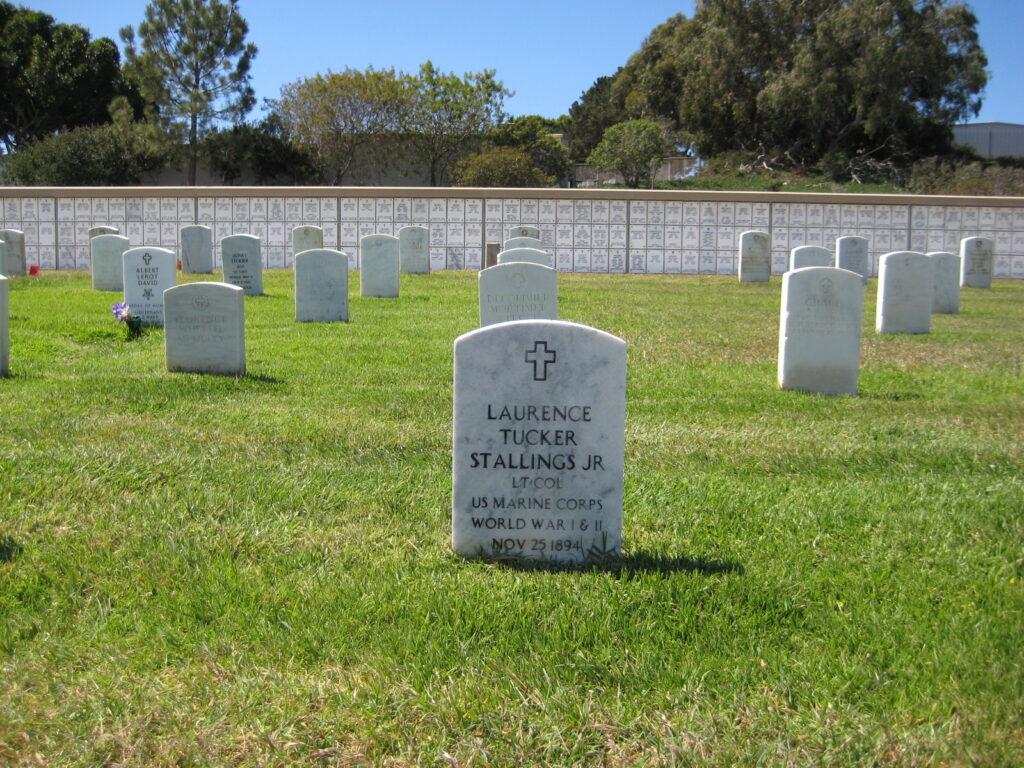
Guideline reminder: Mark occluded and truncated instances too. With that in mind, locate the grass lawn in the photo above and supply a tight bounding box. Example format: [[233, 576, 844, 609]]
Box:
[[1, 269, 1021, 766]]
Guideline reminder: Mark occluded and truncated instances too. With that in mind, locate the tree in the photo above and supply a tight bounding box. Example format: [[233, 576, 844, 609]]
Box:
[[587, 119, 666, 188], [451, 145, 556, 187], [404, 61, 511, 186], [615, 0, 987, 178], [487, 115, 571, 182], [273, 67, 412, 184], [201, 116, 318, 184], [564, 73, 627, 163], [0, 2, 137, 152], [3, 99, 172, 185], [121, 0, 257, 185]]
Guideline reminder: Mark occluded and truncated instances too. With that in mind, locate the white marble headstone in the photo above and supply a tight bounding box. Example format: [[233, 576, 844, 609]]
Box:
[[221, 234, 263, 295], [927, 251, 960, 314], [293, 225, 324, 256], [181, 225, 213, 274], [737, 230, 770, 282], [295, 249, 349, 322], [504, 236, 544, 252], [479, 262, 558, 327], [960, 236, 993, 288], [0, 230, 25, 276], [123, 247, 176, 326], [360, 234, 399, 298], [88, 225, 119, 239], [836, 236, 869, 283], [497, 247, 553, 268], [0, 275, 8, 376], [90, 235, 130, 291], [399, 226, 430, 274], [876, 251, 934, 334], [790, 245, 833, 271], [164, 282, 245, 376], [778, 267, 863, 395], [508, 225, 541, 239], [452, 320, 626, 563]]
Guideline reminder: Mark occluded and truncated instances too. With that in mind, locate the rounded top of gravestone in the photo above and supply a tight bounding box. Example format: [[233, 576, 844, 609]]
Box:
[[786, 265, 865, 284], [165, 281, 243, 299], [496, 247, 552, 267], [456, 319, 625, 355], [480, 261, 557, 277], [295, 248, 348, 265], [125, 246, 175, 258], [791, 245, 832, 257], [221, 233, 260, 245], [92, 234, 130, 247], [362, 233, 399, 245], [961, 236, 994, 248]]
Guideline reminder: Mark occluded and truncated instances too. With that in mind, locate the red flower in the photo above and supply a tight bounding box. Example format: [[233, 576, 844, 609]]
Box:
[[28, 265, 40, 276], [177, 260, 182, 270]]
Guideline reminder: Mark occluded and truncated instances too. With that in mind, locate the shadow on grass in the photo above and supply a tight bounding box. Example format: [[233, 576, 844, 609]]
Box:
[[243, 373, 284, 384], [486, 551, 743, 578], [859, 390, 923, 401], [0, 536, 24, 562]]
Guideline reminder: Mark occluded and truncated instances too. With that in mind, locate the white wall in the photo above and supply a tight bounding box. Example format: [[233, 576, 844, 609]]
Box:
[[2, 189, 1022, 279]]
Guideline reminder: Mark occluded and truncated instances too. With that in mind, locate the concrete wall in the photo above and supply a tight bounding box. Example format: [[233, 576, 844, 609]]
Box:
[[2, 186, 1022, 279]]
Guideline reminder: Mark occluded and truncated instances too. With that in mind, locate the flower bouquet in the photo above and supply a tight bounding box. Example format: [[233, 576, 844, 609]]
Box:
[[112, 302, 143, 339]]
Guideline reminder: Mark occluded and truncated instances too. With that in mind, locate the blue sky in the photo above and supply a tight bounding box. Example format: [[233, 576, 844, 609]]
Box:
[[24, 0, 1024, 125]]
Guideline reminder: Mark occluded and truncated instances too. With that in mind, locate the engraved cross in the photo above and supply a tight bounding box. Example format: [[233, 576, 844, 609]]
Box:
[[142, 253, 152, 265], [525, 341, 556, 381]]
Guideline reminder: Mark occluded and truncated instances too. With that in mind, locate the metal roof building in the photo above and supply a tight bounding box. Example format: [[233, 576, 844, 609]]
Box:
[[952, 122, 1024, 158]]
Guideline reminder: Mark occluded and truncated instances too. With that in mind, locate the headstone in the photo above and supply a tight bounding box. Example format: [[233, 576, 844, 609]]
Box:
[[737, 230, 770, 282], [360, 234, 399, 298], [497, 248, 553, 268], [452, 320, 626, 563], [508, 225, 541, 240], [295, 249, 349, 322], [835, 236, 869, 283], [927, 251, 961, 315], [164, 282, 245, 376], [484, 242, 501, 269], [0, 230, 25, 276], [180, 225, 213, 274], [90, 234, 130, 291], [0, 275, 8, 376], [778, 267, 864, 395], [398, 226, 430, 274], [504, 236, 545, 252], [479, 262, 558, 327], [876, 251, 934, 334], [960, 236, 994, 288], [88, 225, 119, 239], [293, 225, 324, 257], [123, 247, 176, 326], [221, 234, 263, 295], [790, 245, 833, 271]]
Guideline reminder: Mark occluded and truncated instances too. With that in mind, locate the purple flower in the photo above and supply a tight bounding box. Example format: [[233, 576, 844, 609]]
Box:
[[111, 302, 131, 322]]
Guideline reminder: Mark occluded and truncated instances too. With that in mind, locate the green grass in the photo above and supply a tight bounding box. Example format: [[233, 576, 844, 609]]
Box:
[[1, 270, 1022, 767]]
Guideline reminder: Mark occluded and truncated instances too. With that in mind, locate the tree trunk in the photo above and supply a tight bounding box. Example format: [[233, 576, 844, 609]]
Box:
[[188, 113, 199, 186]]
